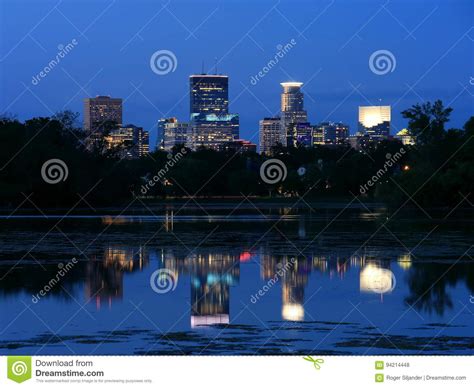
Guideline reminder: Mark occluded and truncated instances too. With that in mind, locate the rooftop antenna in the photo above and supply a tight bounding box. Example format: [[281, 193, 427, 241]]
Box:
[[201, 60, 205, 75]]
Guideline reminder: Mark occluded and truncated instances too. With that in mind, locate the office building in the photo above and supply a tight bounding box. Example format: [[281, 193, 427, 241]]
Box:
[[84, 96, 122, 132], [358, 105, 391, 141], [160, 118, 190, 151], [280, 82, 308, 146], [259, 117, 283, 155], [189, 74, 239, 149], [104, 124, 149, 159], [314, 122, 349, 145], [286, 122, 313, 147]]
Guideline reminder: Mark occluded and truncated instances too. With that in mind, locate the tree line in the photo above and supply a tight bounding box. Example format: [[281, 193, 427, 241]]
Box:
[[0, 100, 472, 208]]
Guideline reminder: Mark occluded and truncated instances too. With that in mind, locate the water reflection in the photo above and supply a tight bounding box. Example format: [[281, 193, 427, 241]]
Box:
[[1, 245, 473, 321], [160, 251, 239, 327], [86, 247, 149, 309]]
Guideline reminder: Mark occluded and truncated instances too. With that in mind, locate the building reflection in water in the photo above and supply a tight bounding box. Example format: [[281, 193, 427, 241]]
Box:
[[261, 254, 311, 321], [360, 262, 396, 299], [160, 251, 240, 328], [83, 245, 407, 319], [85, 246, 149, 309]]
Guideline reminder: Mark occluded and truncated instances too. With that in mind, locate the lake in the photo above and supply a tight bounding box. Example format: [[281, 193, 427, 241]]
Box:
[[1, 202, 473, 355]]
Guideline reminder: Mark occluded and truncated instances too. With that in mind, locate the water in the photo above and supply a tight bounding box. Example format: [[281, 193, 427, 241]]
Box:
[[1, 203, 473, 355]]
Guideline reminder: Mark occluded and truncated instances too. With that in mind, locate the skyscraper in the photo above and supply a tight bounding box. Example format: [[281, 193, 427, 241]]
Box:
[[259, 117, 283, 155], [189, 74, 239, 150], [314, 122, 350, 145], [83, 96, 122, 132], [190, 75, 228, 115], [280, 82, 308, 147], [286, 122, 313, 148], [358, 105, 391, 141], [160, 117, 190, 151], [103, 124, 149, 159]]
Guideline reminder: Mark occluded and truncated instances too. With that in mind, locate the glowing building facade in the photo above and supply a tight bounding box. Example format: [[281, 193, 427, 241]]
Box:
[[358, 105, 391, 141], [280, 82, 308, 147], [189, 74, 239, 150]]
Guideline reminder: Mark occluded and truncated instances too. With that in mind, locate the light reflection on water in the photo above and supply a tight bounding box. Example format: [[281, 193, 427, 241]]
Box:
[[0, 210, 473, 355]]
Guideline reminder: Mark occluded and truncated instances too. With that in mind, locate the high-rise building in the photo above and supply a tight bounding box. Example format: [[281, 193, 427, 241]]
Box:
[[190, 75, 228, 115], [287, 122, 313, 147], [358, 105, 391, 141], [314, 122, 350, 145], [280, 82, 308, 146], [83, 96, 122, 132], [259, 117, 283, 155], [189, 74, 239, 150], [160, 117, 190, 151], [104, 124, 149, 159]]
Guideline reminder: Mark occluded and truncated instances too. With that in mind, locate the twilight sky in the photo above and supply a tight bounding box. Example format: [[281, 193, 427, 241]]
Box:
[[1, 0, 473, 149]]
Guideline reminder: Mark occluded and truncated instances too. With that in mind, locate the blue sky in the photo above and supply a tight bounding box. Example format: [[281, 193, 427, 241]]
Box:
[[1, 0, 473, 149]]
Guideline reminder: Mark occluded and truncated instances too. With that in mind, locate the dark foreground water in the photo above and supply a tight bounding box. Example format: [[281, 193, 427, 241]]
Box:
[[1, 203, 473, 355]]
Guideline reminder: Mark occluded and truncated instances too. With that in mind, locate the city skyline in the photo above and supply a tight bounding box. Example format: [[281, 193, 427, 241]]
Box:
[[1, 0, 472, 150]]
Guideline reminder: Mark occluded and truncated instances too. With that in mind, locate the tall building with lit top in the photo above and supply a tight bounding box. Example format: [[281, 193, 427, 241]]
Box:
[[358, 105, 391, 141], [280, 82, 308, 147], [189, 74, 239, 150]]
